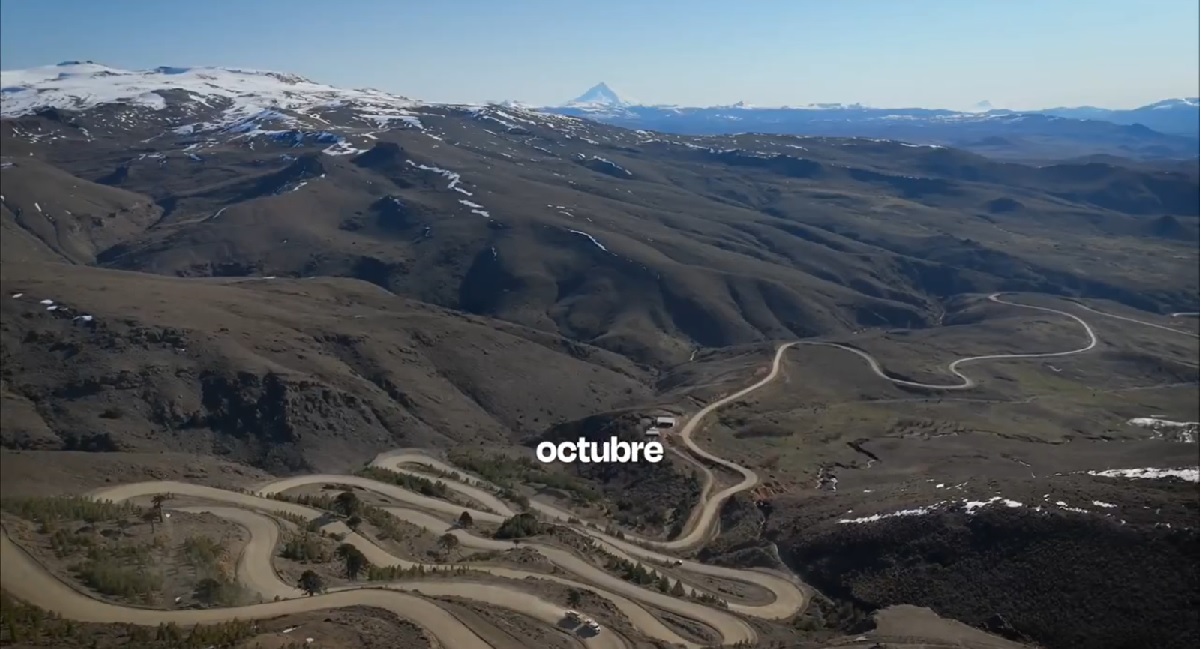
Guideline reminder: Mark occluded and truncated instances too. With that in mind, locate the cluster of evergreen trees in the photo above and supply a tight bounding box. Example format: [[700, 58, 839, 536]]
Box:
[[601, 555, 700, 600], [365, 563, 484, 581], [493, 512, 544, 539], [355, 467, 451, 499], [0, 590, 283, 648], [279, 531, 329, 563], [0, 495, 141, 525], [447, 450, 600, 504], [270, 490, 406, 541]]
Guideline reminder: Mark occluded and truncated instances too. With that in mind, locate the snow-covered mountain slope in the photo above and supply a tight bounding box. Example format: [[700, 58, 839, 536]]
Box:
[[0, 62, 607, 171], [2, 63, 1196, 161], [0, 61, 423, 132], [1143, 97, 1200, 110]]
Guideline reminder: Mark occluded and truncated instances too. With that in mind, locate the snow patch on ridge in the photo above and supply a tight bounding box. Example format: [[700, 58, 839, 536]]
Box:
[[406, 161, 472, 195], [567, 229, 609, 252], [322, 140, 366, 156], [1087, 467, 1199, 482], [1127, 416, 1198, 443], [458, 199, 491, 218], [0, 62, 423, 131], [838, 505, 938, 524]]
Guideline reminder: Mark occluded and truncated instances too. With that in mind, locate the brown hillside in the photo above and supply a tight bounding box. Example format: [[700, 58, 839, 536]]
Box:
[[0, 261, 650, 472]]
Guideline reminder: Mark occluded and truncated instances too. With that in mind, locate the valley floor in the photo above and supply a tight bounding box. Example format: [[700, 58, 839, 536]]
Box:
[[2, 291, 1197, 649]]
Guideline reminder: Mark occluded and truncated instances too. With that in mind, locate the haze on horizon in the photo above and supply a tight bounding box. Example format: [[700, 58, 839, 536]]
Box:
[[1, 0, 1197, 111]]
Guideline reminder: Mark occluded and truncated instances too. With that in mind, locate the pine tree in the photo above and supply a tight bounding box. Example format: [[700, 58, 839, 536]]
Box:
[[336, 543, 367, 580], [297, 570, 324, 595], [438, 533, 460, 558], [656, 574, 671, 593], [334, 491, 361, 517]]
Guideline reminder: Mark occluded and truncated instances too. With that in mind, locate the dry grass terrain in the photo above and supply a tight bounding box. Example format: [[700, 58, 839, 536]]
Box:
[[2, 509, 251, 609], [1, 83, 1196, 649], [1, 262, 650, 473], [694, 293, 1197, 494], [1, 597, 435, 649]]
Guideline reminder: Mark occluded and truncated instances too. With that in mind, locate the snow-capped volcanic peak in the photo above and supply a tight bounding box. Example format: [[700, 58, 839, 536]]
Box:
[[0, 61, 422, 130], [565, 82, 631, 107]]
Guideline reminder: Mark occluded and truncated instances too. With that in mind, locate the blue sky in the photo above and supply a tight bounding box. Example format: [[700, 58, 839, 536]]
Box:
[[2, 0, 1197, 109]]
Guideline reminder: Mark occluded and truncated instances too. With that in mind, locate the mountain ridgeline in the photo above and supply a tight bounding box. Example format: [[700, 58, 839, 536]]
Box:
[[545, 84, 1200, 161], [0, 63, 1196, 472], [2, 65, 1197, 366]]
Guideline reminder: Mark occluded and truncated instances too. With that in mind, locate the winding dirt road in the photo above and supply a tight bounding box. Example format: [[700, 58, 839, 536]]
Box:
[[799, 294, 1099, 391], [596, 293, 1100, 552], [1067, 300, 1200, 339], [0, 292, 1120, 648], [0, 533, 497, 649]]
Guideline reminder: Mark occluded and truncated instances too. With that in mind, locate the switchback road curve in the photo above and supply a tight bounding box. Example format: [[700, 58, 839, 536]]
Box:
[[547, 293, 1102, 552], [799, 294, 1099, 391], [0, 292, 1121, 648]]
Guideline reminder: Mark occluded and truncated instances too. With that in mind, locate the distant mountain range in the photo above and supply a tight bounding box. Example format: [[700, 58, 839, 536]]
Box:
[[1, 62, 1195, 163], [1037, 98, 1200, 135], [540, 83, 1200, 161]]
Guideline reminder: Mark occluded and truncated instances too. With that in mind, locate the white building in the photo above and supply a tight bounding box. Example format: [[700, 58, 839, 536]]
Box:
[[655, 416, 676, 429]]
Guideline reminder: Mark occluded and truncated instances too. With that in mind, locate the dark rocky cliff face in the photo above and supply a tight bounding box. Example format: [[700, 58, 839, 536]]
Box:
[[770, 496, 1199, 649], [196, 370, 387, 472], [0, 268, 651, 475], [530, 412, 703, 536], [2, 333, 397, 474]]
